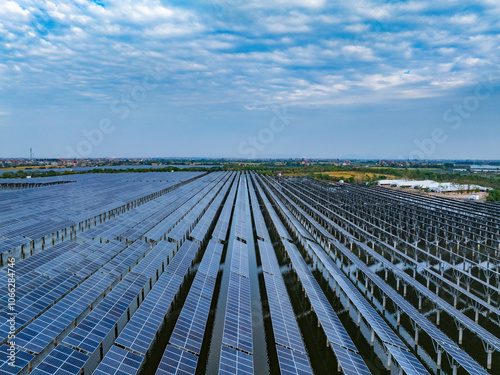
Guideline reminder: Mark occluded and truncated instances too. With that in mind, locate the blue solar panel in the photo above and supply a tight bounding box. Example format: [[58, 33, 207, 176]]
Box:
[[212, 184, 237, 242], [94, 345, 143, 375], [132, 241, 173, 280], [16, 272, 114, 354], [169, 272, 216, 355], [385, 344, 429, 375], [30, 345, 89, 375], [280, 240, 358, 353], [331, 346, 371, 375], [218, 345, 253, 375], [167, 240, 199, 278], [197, 240, 223, 279], [0, 344, 34, 375], [275, 345, 313, 375], [63, 272, 147, 355], [0, 271, 82, 342], [334, 274, 407, 349], [0, 272, 50, 304], [263, 273, 306, 354], [99, 241, 151, 279], [156, 345, 198, 375], [438, 342, 488, 375], [4, 241, 78, 277], [115, 273, 181, 356], [257, 240, 281, 277], [230, 240, 249, 278], [222, 272, 252, 354]]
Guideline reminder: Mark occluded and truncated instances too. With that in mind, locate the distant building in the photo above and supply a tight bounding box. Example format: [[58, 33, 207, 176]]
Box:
[[377, 179, 491, 192]]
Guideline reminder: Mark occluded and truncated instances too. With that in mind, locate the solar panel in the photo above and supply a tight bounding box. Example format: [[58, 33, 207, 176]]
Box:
[[93, 345, 143, 375], [0, 272, 50, 304], [99, 241, 151, 279], [263, 273, 306, 354], [331, 271, 407, 349], [0, 344, 34, 375], [230, 240, 249, 278], [258, 240, 281, 277], [63, 272, 147, 355], [30, 345, 89, 375], [132, 241, 173, 280], [222, 272, 252, 354], [197, 239, 223, 279], [385, 344, 430, 375], [0, 271, 82, 342], [167, 240, 199, 278], [16, 272, 115, 354], [156, 344, 198, 375], [169, 272, 216, 355], [331, 346, 371, 375], [276, 240, 359, 353], [275, 345, 313, 375], [218, 344, 253, 375], [115, 273, 181, 355], [438, 342, 488, 375], [3, 241, 78, 277]]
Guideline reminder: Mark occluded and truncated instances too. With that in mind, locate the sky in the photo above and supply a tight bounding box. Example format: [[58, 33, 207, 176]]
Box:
[[0, 0, 499, 159]]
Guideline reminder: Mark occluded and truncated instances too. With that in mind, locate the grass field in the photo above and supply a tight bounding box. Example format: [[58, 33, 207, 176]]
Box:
[[283, 170, 397, 182]]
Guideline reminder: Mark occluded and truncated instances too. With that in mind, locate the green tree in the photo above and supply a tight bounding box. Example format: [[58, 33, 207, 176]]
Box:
[[487, 189, 500, 202]]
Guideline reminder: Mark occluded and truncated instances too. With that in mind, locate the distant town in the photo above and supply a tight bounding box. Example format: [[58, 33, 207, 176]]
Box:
[[1, 157, 499, 202]]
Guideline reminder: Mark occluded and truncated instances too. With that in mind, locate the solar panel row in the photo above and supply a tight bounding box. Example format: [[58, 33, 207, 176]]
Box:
[[254, 175, 372, 375], [267, 174, 487, 374], [0, 172, 204, 260]]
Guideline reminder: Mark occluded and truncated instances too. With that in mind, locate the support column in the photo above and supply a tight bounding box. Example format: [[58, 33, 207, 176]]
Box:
[[487, 347, 493, 370], [437, 347, 443, 370]]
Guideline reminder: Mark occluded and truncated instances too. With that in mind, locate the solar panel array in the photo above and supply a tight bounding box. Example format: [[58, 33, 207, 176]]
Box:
[[16, 272, 115, 354], [156, 345, 198, 375], [0, 172, 235, 374], [100, 176, 234, 374], [93, 345, 143, 375], [247, 175, 313, 375], [219, 344, 253, 375], [230, 240, 249, 278], [218, 174, 255, 374], [222, 272, 253, 355], [255, 174, 372, 375], [2, 170, 489, 374], [212, 176, 238, 243], [156, 233, 226, 374], [30, 345, 89, 375], [63, 271, 148, 355], [168, 272, 216, 355], [264, 173, 491, 374], [0, 172, 203, 261]]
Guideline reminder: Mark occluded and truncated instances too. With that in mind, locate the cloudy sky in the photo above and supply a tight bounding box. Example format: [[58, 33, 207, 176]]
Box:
[[1, 0, 499, 159]]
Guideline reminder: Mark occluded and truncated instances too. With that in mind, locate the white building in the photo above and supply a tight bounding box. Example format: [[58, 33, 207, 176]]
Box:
[[377, 179, 491, 193]]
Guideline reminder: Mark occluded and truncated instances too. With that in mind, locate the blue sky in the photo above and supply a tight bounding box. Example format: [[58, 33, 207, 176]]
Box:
[[0, 0, 499, 159]]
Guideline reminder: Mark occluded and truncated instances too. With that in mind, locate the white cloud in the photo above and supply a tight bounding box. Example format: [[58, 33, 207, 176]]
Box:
[[0, 0, 498, 114]]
